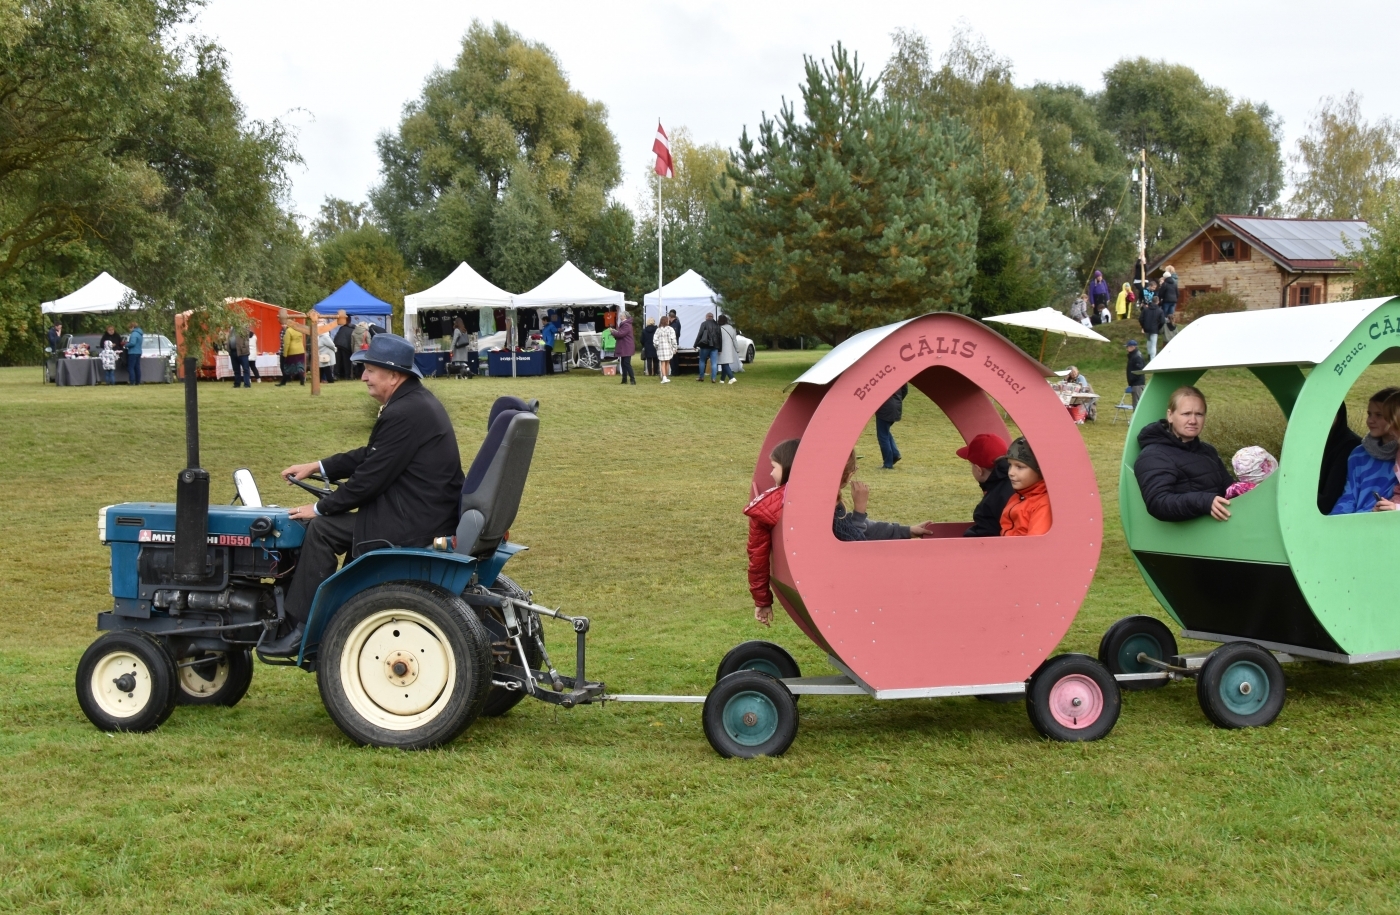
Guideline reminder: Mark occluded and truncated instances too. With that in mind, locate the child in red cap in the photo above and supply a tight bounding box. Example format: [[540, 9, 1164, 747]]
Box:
[[956, 433, 1013, 537], [1000, 437, 1053, 536]]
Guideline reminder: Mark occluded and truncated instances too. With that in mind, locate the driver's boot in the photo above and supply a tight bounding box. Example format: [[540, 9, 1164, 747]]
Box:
[[260, 621, 306, 657]]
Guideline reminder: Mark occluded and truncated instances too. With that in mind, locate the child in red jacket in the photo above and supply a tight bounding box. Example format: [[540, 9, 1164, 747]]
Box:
[[744, 438, 800, 627]]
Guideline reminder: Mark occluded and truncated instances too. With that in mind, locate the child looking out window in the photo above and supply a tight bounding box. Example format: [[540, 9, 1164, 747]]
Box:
[[1000, 437, 1053, 536]]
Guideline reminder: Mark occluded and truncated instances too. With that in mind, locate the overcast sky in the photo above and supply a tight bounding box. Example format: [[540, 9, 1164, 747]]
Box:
[[187, 0, 1400, 222]]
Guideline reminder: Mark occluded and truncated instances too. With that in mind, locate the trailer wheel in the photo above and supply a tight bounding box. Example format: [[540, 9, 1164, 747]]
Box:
[[478, 574, 542, 718], [317, 583, 493, 749], [1098, 615, 1177, 690], [1026, 654, 1121, 742], [703, 670, 798, 759], [1196, 642, 1285, 729], [715, 640, 801, 682], [176, 650, 254, 706], [76, 631, 178, 733]]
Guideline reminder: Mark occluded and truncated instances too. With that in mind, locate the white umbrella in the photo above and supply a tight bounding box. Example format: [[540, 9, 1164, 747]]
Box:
[[984, 307, 1110, 362]]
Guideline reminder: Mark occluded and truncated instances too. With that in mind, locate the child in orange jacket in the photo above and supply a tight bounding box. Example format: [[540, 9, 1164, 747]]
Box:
[[744, 438, 801, 626], [1000, 437, 1053, 536]]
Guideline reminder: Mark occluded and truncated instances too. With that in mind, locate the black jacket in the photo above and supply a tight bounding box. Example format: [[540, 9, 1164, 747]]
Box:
[[1158, 274, 1179, 305], [100, 331, 124, 351], [641, 324, 657, 355], [875, 384, 909, 424], [1133, 420, 1233, 521], [964, 457, 1015, 537], [1139, 304, 1165, 335], [696, 318, 721, 350], [1126, 349, 1145, 386], [317, 377, 465, 556], [669, 317, 682, 343], [333, 323, 354, 352]]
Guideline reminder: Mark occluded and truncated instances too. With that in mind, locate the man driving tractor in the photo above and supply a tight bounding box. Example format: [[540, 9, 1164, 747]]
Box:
[[261, 333, 465, 655]]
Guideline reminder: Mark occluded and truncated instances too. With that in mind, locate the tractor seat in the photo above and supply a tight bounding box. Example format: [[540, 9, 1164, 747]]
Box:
[[455, 396, 539, 557]]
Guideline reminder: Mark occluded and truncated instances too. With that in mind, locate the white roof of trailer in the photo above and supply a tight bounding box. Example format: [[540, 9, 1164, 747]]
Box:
[[789, 319, 916, 387], [1144, 297, 1399, 372]]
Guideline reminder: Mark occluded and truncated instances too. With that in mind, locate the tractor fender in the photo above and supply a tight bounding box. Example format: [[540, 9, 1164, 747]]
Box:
[[297, 542, 527, 665]]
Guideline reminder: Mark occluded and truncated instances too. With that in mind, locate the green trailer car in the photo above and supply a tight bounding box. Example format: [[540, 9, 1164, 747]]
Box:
[[1100, 296, 1400, 728]]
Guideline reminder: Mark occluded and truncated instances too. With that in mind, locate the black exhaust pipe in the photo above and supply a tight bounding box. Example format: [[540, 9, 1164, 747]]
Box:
[[174, 356, 210, 583]]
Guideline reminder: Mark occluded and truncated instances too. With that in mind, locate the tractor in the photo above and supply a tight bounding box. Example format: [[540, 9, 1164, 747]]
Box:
[[76, 359, 602, 748]]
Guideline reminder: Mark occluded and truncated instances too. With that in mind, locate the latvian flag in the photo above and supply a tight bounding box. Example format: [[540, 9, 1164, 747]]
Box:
[[653, 121, 673, 178]]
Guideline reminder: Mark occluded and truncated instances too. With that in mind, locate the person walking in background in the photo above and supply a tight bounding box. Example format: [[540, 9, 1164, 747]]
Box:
[[1069, 294, 1090, 327], [696, 311, 722, 382], [613, 310, 636, 385], [98, 340, 118, 385], [641, 318, 658, 376], [875, 384, 908, 469], [1139, 295, 1165, 360], [318, 329, 337, 384], [1159, 266, 1180, 330], [1089, 270, 1110, 321], [1116, 282, 1135, 321], [228, 323, 252, 388], [717, 315, 739, 384], [125, 322, 144, 386], [334, 313, 354, 380], [1126, 340, 1146, 407], [451, 316, 472, 366], [654, 315, 677, 384], [278, 320, 305, 386], [667, 309, 682, 346]]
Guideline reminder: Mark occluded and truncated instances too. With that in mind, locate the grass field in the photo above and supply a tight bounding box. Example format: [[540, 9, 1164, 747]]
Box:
[[3, 332, 1400, 914]]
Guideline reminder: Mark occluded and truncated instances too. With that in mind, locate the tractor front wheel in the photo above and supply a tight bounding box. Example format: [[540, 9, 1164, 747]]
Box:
[[175, 649, 254, 706], [76, 631, 178, 732], [317, 583, 493, 749]]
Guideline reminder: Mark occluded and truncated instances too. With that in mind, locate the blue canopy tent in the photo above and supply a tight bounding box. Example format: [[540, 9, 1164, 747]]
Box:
[[313, 280, 394, 331]]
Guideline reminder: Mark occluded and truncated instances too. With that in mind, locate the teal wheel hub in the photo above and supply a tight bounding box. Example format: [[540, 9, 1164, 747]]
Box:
[[722, 690, 779, 746], [1219, 660, 1270, 716], [1117, 633, 1163, 674], [740, 659, 782, 678]]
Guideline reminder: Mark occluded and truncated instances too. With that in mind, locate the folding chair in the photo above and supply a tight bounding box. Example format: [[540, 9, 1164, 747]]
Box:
[[1113, 387, 1135, 424]]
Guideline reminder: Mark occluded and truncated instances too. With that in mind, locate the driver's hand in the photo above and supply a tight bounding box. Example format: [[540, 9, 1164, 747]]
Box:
[[1210, 496, 1232, 522], [287, 503, 317, 521], [281, 461, 320, 483]]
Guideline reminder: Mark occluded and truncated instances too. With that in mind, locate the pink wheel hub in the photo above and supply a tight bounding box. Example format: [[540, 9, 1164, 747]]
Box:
[[1047, 674, 1104, 729]]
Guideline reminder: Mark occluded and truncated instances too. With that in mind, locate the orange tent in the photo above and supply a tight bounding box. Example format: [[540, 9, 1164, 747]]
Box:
[[175, 298, 305, 379]]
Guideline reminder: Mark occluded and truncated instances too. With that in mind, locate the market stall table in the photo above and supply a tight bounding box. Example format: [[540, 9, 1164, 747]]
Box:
[[51, 355, 169, 386], [487, 350, 546, 377], [414, 352, 450, 378], [1051, 383, 1100, 424]]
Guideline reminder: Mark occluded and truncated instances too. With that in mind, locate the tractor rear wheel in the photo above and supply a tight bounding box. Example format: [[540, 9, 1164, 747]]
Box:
[[76, 631, 178, 732], [477, 574, 543, 718], [317, 583, 493, 749], [175, 649, 254, 706]]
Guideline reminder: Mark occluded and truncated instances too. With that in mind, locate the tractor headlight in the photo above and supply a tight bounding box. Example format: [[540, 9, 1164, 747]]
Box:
[[98, 505, 109, 544]]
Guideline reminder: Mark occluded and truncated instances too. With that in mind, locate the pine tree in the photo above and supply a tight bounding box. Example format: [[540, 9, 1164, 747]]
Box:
[[709, 45, 978, 345]]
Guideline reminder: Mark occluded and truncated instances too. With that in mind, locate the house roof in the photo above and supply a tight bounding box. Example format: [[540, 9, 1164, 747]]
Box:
[[1148, 215, 1371, 275]]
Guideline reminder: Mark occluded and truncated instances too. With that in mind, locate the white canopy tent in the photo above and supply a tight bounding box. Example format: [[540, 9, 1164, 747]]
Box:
[[402, 262, 516, 344], [516, 261, 626, 309], [643, 269, 722, 348], [41, 272, 142, 316]]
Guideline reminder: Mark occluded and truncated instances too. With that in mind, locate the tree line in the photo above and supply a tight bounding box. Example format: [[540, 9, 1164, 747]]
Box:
[[3, 8, 1398, 361]]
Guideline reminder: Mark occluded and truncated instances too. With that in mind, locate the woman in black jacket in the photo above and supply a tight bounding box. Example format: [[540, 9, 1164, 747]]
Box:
[[1133, 385, 1234, 522]]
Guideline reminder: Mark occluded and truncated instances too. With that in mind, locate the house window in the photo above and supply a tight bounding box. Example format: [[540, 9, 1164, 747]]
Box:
[[1217, 239, 1236, 260], [1186, 285, 1215, 298], [1298, 285, 1312, 305]]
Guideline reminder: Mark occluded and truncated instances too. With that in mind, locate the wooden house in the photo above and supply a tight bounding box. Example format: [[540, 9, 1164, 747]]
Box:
[[1147, 215, 1371, 309]]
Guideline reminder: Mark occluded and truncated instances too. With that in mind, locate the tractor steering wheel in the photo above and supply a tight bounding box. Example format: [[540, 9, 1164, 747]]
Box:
[[284, 472, 337, 500]]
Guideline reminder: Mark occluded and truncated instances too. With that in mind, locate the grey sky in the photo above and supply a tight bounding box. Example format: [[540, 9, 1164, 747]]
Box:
[[189, 0, 1400, 223]]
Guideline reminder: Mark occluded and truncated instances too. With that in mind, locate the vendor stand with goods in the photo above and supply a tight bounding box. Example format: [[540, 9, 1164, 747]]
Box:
[[983, 307, 1110, 425], [40, 272, 172, 385], [403, 262, 517, 378]]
